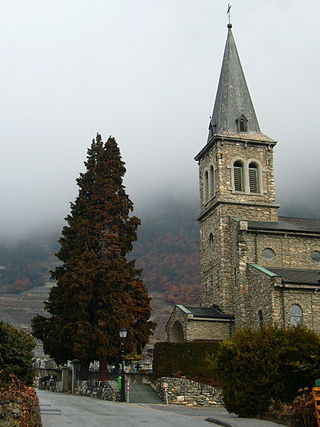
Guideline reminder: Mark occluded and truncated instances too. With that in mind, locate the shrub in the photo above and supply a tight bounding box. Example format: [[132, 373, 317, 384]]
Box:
[[212, 325, 320, 417], [0, 321, 35, 385], [292, 388, 317, 427], [280, 327, 320, 401], [153, 341, 220, 384]]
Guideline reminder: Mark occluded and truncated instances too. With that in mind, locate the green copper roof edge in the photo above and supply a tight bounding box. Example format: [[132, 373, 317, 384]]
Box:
[[249, 263, 278, 277], [176, 304, 192, 314]]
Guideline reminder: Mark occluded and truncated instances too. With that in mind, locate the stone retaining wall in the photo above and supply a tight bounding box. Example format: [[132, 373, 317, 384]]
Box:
[[0, 394, 42, 427], [0, 399, 22, 426], [76, 380, 118, 401], [152, 377, 223, 406]]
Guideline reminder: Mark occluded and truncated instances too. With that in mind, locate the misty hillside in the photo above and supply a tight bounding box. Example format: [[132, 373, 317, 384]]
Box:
[[0, 196, 319, 339], [0, 198, 200, 339]]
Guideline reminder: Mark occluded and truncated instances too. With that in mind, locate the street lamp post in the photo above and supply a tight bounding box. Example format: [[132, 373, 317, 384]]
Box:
[[119, 327, 127, 402]]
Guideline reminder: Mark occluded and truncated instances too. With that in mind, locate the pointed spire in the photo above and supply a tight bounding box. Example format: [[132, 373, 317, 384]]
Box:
[[207, 24, 262, 141]]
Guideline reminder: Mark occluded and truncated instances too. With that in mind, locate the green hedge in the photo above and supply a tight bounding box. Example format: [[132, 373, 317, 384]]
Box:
[[153, 341, 220, 384], [0, 321, 35, 385], [212, 325, 320, 417]]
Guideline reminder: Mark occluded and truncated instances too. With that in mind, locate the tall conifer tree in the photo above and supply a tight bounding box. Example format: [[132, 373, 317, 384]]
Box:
[[32, 134, 155, 378]]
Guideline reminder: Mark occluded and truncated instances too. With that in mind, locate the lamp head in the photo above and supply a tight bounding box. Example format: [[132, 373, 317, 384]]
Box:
[[119, 328, 127, 339]]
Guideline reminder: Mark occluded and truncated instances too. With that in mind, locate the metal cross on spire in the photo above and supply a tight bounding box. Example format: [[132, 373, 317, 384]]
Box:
[[227, 4, 231, 24]]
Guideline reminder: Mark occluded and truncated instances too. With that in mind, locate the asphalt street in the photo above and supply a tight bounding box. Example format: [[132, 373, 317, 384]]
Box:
[[38, 390, 284, 427], [37, 389, 219, 427]]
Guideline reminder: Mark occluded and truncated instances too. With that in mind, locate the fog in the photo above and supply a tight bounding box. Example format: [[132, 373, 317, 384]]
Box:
[[0, 0, 319, 240]]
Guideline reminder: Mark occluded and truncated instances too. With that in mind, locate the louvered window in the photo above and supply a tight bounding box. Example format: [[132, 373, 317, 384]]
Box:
[[249, 163, 259, 193], [233, 161, 243, 192]]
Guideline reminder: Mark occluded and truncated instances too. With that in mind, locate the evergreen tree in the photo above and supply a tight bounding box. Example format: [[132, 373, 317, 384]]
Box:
[[32, 134, 155, 378]]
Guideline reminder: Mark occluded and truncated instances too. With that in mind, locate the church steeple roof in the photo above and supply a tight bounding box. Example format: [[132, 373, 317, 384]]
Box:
[[207, 24, 265, 142]]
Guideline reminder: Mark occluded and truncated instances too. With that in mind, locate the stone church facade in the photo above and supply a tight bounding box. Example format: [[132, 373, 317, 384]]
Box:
[[166, 24, 320, 342]]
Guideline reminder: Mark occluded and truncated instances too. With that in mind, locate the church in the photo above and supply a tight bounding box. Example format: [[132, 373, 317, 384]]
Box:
[[166, 23, 320, 343]]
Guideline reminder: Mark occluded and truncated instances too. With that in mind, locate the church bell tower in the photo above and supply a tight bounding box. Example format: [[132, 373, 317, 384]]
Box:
[[195, 24, 279, 315]]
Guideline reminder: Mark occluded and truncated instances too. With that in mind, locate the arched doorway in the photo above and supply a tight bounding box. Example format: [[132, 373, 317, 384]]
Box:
[[171, 321, 184, 343]]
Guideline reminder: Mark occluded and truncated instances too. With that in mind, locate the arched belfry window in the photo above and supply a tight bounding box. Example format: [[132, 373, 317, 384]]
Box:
[[209, 165, 215, 198], [233, 161, 244, 192], [204, 170, 209, 201], [236, 115, 248, 132], [290, 304, 303, 326], [249, 162, 260, 193]]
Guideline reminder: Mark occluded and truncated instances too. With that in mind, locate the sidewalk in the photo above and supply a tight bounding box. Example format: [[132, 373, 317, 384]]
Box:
[[144, 404, 284, 427], [205, 408, 284, 427]]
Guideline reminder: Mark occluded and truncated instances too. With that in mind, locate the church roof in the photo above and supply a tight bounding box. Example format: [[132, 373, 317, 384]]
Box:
[[184, 305, 234, 320], [207, 24, 269, 142], [266, 267, 320, 286], [248, 216, 320, 234]]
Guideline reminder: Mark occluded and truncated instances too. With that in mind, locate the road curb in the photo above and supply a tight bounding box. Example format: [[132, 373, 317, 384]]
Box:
[[205, 417, 235, 427]]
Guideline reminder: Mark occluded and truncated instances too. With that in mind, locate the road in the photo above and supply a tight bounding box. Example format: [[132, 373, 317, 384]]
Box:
[[37, 390, 219, 427]]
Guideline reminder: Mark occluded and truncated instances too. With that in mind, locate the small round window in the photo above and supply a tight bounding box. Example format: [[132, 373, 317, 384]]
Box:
[[311, 251, 320, 263], [262, 248, 275, 260]]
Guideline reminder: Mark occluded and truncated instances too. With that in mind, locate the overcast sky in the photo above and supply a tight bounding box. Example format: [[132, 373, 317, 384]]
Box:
[[0, 0, 319, 238]]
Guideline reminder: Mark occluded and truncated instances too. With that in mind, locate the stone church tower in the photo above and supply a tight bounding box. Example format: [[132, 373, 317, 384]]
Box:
[[195, 23, 278, 325], [166, 24, 320, 343]]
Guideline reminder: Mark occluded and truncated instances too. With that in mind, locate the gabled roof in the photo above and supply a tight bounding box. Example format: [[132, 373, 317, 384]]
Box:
[[248, 216, 320, 234], [183, 305, 234, 320], [207, 24, 269, 142], [267, 267, 320, 286]]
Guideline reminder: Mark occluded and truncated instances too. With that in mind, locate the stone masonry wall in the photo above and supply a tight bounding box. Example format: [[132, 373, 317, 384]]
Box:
[[243, 264, 320, 333], [238, 227, 320, 332], [273, 287, 320, 332], [198, 137, 279, 321], [198, 139, 277, 211], [0, 400, 23, 426], [199, 206, 225, 309], [0, 391, 42, 427], [245, 232, 320, 270], [245, 264, 278, 327], [197, 129, 320, 335], [202, 210, 320, 331], [187, 319, 231, 341], [166, 306, 188, 342], [77, 380, 118, 401], [200, 203, 278, 315], [152, 377, 223, 406], [166, 306, 231, 342]]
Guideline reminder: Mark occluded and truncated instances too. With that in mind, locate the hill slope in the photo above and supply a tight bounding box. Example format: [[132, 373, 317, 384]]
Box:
[[0, 199, 200, 340], [133, 199, 200, 339]]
